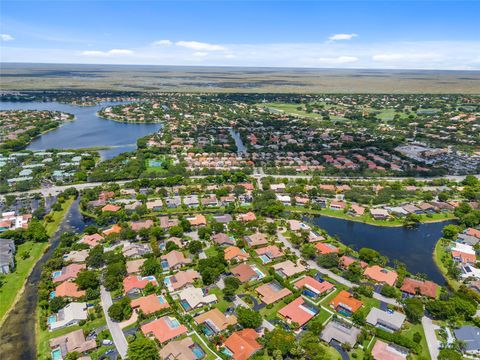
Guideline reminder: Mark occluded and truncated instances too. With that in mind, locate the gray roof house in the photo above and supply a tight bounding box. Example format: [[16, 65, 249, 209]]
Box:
[[0, 239, 15, 274], [366, 307, 406, 332], [321, 320, 360, 347], [454, 326, 480, 354]]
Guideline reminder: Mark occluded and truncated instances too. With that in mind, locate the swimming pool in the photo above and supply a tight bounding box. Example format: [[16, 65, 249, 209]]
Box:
[[302, 288, 319, 298], [143, 275, 156, 281], [165, 317, 181, 328], [49, 291, 56, 299], [52, 270, 62, 278], [157, 295, 166, 304], [252, 266, 265, 279], [48, 315, 57, 324], [259, 255, 271, 263], [191, 344, 205, 359], [180, 300, 191, 311], [51, 348, 62, 360], [161, 260, 169, 270], [164, 277, 172, 286], [202, 324, 215, 336]]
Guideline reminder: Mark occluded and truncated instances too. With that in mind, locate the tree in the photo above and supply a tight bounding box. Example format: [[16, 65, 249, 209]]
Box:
[[264, 328, 296, 355], [188, 240, 203, 254], [86, 245, 104, 268], [442, 224, 461, 240], [76, 270, 99, 290], [299, 331, 327, 359], [359, 248, 387, 265], [301, 243, 317, 259], [380, 285, 400, 299], [317, 253, 339, 268], [197, 253, 227, 285], [438, 348, 462, 360], [127, 336, 159, 360], [141, 258, 160, 276], [25, 219, 49, 242], [404, 298, 424, 323], [49, 296, 67, 313], [108, 297, 132, 322], [237, 306, 262, 329]]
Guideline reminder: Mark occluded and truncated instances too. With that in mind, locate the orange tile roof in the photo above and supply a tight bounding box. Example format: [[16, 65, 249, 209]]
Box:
[[141, 316, 188, 344], [123, 275, 158, 293], [224, 246, 250, 262], [315, 242, 340, 255], [131, 294, 170, 314], [452, 250, 476, 264], [400, 278, 438, 298], [256, 282, 292, 305], [189, 214, 206, 226], [231, 263, 258, 283], [101, 204, 121, 212], [103, 224, 122, 236], [53, 263, 86, 283], [294, 276, 334, 295], [80, 233, 104, 247], [224, 329, 262, 360], [339, 255, 368, 269], [330, 290, 363, 313], [279, 297, 315, 327], [238, 212, 256, 222], [364, 265, 398, 286], [55, 281, 86, 298]]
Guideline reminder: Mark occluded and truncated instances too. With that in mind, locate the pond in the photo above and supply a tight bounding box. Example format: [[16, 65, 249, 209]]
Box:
[[0, 101, 162, 159], [306, 215, 450, 284]]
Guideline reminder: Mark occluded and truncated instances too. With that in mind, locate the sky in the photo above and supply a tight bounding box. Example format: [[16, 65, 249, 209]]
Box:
[[1, 0, 479, 70]]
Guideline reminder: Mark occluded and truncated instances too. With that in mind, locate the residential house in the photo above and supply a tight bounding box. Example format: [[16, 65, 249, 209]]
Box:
[[122, 242, 151, 258], [245, 232, 268, 247], [123, 275, 158, 295], [78, 233, 103, 247], [223, 329, 262, 360], [159, 216, 180, 229], [130, 220, 154, 231], [400, 278, 438, 298], [256, 281, 292, 305], [184, 195, 200, 208], [278, 297, 317, 327], [315, 242, 339, 255], [101, 204, 121, 213], [146, 199, 164, 211], [370, 208, 390, 220], [255, 245, 284, 263], [131, 294, 170, 315], [366, 308, 406, 332], [178, 286, 217, 311], [329, 290, 363, 316], [294, 276, 334, 298], [188, 214, 207, 227], [330, 200, 346, 210], [49, 329, 97, 359], [272, 260, 306, 278], [159, 337, 203, 360], [141, 316, 188, 344], [320, 320, 360, 347], [213, 214, 233, 224], [451, 243, 477, 264], [0, 239, 15, 274], [371, 340, 408, 360], [339, 255, 368, 270], [231, 263, 261, 283], [454, 326, 480, 354], [164, 270, 200, 291], [363, 265, 398, 286], [63, 250, 89, 263], [165, 196, 181, 209], [54, 281, 86, 299], [49, 302, 88, 331], [238, 212, 256, 222], [52, 263, 86, 283], [161, 250, 192, 270], [126, 259, 146, 274], [212, 233, 235, 247], [194, 308, 237, 334], [349, 204, 365, 217], [224, 246, 250, 262]]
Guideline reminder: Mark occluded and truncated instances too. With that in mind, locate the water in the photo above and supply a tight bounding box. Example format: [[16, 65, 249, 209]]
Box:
[[0, 101, 162, 160], [228, 128, 247, 155], [307, 216, 450, 284], [0, 197, 88, 360]]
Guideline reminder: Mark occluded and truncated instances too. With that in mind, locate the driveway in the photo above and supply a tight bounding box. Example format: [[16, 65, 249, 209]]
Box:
[[330, 340, 350, 360], [100, 286, 128, 359], [422, 315, 439, 360]]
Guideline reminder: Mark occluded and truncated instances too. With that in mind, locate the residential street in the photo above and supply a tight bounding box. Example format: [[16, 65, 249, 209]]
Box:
[[100, 286, 128, 359]]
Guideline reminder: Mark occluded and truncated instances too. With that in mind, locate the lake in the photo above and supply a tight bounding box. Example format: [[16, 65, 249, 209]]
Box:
[[0, 101, 162, 159], [307, 215, 450, 284]]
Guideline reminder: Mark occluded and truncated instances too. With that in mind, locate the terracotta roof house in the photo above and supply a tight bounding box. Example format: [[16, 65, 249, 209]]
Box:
[[131, 294, 170, 315], [161, 250, 191, 270], [245, 232, 268, 247], [164, 270, 200, 291], [272, 260, 306, 278], [349, 204, 365, 216], [321, 320, 360, 347], [212, 233, 235, 246], [123, 275, 158, 294], [467, 228, 480, 239], [159, 216, 180, 229], [159, 337, 201, 360], [278, 297, 317, 327], [55, 281, 86, 299], [371, 340, 408, 360], [224, 246, 250, 262], [330, 290, 363, 315], [141, 316, 188, 344], [50, 329, 97, 358], [400, 278, 438, 298], [126, 259, 145, 274], [101, 204, 121, 213], [315, 242, 340, 255], [288, 220, 310, 232], [294, 276, 334, 298], [178, 286, 217, 311], [102, 224, 122, 236], [256, 281, 292, 305], [79, 233, 103, 247], [339, 255, 368, 269], [330, 200, 346, 210], [188, 214, 207, 226], [238, 212, 256, 222], [255, 245, 284, 262], [364, 265, 398, 286], [63, 250, 89, 263], [194, 308, 237, 333], [231, 263, 260, 283], [52, 263, 86, 283], [366, 308, 406, 332], [130, 219, 153, 231], [223, 329, 262, 360]]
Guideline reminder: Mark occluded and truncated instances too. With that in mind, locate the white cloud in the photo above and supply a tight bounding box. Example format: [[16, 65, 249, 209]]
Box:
[[329, 33, 358, 41], [317, 56, 359, 64], [80, 49, 134, 57], [372, 52, 439, 62], [175, 40, 226, 51], [152, 39, 172, 46], [193, 52, 208, 57], [0, 34, 14, 41]]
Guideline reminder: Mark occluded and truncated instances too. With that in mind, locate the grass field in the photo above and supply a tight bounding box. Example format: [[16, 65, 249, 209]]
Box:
[[259, 103, 324, 119], [433, 239, 459, 290], [0, 197, 75, 323], [402, 323, 431, 360]]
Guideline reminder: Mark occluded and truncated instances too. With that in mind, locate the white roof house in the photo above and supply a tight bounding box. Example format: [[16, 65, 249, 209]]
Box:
[[177, 286, 217, 311], [49, 302, 88, 331]]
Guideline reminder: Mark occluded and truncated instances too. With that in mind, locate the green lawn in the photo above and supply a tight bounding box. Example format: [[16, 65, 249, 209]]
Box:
[[258, 103, 324, 120], [402, 323, 431, 360], [433, 240, 460, 290], [209, 287, 232, 313], [189, 332, 220, 360], [0, 197, 75, 323]]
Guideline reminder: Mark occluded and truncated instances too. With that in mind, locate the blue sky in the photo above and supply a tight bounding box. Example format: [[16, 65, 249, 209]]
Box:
[[1, 1, 479, 69]]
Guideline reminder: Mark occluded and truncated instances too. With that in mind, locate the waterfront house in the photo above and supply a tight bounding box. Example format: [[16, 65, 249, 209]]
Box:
[[49, 302, 88, 331], [363, 265, 398, 286]]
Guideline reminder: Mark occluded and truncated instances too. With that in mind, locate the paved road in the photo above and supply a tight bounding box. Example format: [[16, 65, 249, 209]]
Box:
[[276, 230, 400, 307], [422, 316, 439, 360], [100, 286, 128, 359]]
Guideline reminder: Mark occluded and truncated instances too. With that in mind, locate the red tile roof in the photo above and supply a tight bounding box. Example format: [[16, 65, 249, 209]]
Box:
[[224, 329, 262, 360], [400, 278, 438, 298], [123, 275, 158, 293], [141, 316, 188, 344], [131, 294, 170, 314], [279, 297, 316, 327], [294, 276, 334, 295]]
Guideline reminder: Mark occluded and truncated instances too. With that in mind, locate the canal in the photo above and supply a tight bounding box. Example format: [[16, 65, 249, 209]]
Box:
[[307, 215, 450, 284], [0, 197, 88, 360], [0, 101, 162, 160]]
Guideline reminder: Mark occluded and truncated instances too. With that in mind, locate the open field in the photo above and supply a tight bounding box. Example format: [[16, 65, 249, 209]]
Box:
[[1, 63, 480, 93]]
